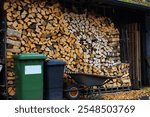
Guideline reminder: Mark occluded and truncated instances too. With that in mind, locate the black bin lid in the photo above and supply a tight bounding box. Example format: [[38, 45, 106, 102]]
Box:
[[46, 59, 66, 66]]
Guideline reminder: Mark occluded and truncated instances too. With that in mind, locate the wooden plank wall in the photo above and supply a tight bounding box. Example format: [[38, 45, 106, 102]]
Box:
[[127, 23, 141, 89]]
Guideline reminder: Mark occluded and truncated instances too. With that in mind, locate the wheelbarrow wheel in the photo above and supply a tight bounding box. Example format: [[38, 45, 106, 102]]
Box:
[[65, 84, 80, 100]]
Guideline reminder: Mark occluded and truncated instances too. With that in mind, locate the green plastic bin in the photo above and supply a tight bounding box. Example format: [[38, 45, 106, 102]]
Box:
[[14, 53, 46, 100]]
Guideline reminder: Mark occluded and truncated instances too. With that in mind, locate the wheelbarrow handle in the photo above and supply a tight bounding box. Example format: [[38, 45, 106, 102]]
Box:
[[67, 74, 72, 79], [65, 72, 73, 80], [117, 73, 129, 78]]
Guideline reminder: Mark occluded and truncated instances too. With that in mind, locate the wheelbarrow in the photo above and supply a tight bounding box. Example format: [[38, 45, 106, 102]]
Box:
[[64, 72, 124, 100]]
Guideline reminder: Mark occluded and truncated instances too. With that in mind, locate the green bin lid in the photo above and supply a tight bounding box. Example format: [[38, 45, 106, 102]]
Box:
[[14, 53, 46, 60]]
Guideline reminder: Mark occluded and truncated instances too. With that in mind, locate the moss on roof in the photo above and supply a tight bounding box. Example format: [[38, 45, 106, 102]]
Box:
[[119, 0, 150, 6]]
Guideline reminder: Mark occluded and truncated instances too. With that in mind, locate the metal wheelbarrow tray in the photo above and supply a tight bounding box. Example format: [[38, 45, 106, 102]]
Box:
[[64, 72, 123, 100], [67, 72, 122, 87]]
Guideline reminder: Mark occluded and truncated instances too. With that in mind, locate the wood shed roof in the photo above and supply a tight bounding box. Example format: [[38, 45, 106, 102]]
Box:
[[60, 0, 150, 11]]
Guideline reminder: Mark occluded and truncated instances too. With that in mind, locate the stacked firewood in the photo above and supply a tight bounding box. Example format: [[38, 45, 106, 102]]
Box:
[[103, 63, 131, 88], [4, 0, 131, 95], [64, 12, 121, 71], [63, 11, 131, 87]]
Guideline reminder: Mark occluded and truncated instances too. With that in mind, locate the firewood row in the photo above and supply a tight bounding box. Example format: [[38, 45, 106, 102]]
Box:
[[64, 12, 121, 69], [63, 11, 130, 87], [103, 63, 131, 88], [4, 0, 131, 95]]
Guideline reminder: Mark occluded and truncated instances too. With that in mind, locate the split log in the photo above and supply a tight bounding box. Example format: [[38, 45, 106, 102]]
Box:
[[7, 38, 21, 47]]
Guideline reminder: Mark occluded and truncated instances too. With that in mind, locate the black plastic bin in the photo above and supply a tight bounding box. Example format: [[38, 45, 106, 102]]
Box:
[[44, 59, 66, 100]]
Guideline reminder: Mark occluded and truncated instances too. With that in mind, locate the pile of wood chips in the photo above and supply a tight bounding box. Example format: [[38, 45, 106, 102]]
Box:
[[100, 89, 150, 100]]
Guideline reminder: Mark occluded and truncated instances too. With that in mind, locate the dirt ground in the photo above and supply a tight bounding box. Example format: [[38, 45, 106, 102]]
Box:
[[100, 87, 150, 100]]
